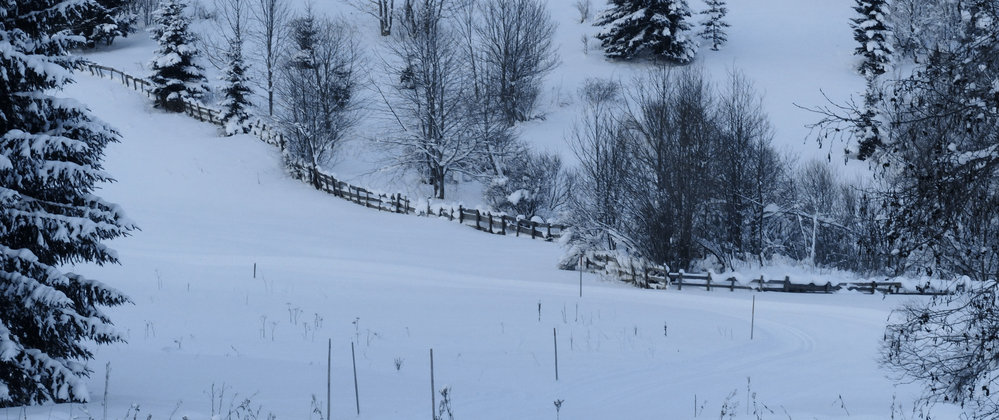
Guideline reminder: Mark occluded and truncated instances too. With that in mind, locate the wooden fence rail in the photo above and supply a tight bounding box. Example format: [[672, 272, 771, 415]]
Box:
[[79, 60, 565, 241]]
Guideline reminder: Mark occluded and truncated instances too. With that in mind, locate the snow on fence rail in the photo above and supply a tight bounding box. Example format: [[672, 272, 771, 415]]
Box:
[[577, 252, 950, 295], [78, 61, 566, 241]]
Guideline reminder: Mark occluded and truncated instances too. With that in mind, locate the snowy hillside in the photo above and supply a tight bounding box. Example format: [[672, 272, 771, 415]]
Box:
[[0, 62, 954, 419], [83, 0, 869, 204]]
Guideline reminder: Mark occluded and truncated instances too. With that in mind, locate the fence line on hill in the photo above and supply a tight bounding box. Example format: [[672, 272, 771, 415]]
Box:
[[79, 61, 953, 296], [78, 61, 567, 242]]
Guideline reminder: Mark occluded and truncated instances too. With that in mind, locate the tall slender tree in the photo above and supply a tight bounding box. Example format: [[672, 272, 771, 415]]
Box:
[[851, 0, 893, 76], [699, 0, 729, 51], [595, 0, 697, 62], [216, 0, 253, 135], [0, 0, 135, 406]]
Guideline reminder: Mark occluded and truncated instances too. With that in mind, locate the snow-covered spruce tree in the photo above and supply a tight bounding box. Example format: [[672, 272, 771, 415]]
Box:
[[216, 0, 253, 135], [698, 0, 728, 51], [77, 0, 136, 47], [594, 0, 697, 62], [220, 41, 253, 135], [0, 0, 135, 407], [851, 0, 893, 76], [149, 0, 209, 112]]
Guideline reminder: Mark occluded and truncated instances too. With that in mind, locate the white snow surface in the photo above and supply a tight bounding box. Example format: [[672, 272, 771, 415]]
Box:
[[1, 71, 961, 419]]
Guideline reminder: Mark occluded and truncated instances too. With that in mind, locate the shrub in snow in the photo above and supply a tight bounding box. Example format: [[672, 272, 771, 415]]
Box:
[[0, 0, 135, 406], [594, 0, 697, 62], [482, 150, 570, 221], [149, 0, 210, 112]]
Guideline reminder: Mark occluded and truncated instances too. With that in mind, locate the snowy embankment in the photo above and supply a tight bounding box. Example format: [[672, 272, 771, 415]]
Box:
[[0, 73, 956, 419]]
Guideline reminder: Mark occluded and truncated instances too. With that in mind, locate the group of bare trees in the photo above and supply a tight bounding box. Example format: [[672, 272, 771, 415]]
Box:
[[377, 0, 560, 203], [565, 66, 887, 273]]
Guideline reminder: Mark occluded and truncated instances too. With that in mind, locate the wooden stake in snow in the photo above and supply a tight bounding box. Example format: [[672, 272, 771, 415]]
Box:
[[553, 328, 559, 381], [430, 348, 436, 420], [352, 342, 360, 415], [253, 262, 257, 278], [579, 255, 583, 298], [750, 295, 756, 340], [103, 362, 110, 420], [327, 338, 332, 420]]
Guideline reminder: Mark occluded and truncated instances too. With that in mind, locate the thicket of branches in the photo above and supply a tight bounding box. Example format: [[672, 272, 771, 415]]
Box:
[[564, 67, 887, 273], [376, 0, 561, 202]]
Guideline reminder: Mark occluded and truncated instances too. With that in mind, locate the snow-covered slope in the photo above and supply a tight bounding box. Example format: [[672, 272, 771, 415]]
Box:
[[83, 0, 870, 203], [1, 71, 956, 419]]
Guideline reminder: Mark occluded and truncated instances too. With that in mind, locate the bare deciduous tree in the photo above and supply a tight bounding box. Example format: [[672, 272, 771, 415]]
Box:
[[475, 0, 559, 124], [278, 12, 361, 186], [344, 0, 396, 36], [252, 0, 290, 116], [379, 0, 479, 199], [567, 78, 631, 252]]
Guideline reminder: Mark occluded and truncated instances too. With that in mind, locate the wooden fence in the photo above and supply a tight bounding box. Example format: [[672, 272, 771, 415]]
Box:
[[580, 252, 948, 295], [79, 61, 565, 241]]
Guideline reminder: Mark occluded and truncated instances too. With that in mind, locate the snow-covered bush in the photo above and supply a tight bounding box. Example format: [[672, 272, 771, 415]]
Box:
[[483, 151, 571, 221]]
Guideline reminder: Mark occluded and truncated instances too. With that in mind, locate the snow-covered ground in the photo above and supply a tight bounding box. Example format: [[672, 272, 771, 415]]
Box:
[[0, 1, 956, 418], [2, 68, 958, 419]]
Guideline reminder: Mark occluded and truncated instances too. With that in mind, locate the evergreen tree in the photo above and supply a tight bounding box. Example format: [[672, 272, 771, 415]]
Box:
[[216, 0, 253, 135], [595, 0, 697, 62], [699, 0, 729, 51], [77, 0, 136, 47], [851, 0, 893, 76], [0, 0, 135, 407], [149, 0, 209, 112], [220, 42, 253, 135]]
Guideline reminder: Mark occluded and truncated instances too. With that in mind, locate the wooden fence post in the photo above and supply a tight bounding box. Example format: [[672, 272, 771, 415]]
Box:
[[458, 206, 463, 223], [530, 222, 537, 239], [729, 277, 736, 291], [677, 272, 683, 291], [488, 213, 493, 232], [475, 210, 481, 230], [706, 272, 712, 291], [501, 217, 507, 235]]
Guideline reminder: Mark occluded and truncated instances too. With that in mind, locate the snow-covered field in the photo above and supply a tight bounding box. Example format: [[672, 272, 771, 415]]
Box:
[[0, 0, 956, 418], [1, 68, 956, 419]]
